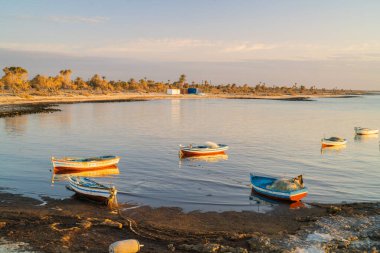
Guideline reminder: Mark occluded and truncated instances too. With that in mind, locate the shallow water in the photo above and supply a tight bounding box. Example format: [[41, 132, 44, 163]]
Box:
[[0, 96, 379, 211]]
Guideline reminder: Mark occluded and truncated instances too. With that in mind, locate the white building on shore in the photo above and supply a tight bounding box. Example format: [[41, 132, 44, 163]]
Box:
[[167, 89, 181, 95]]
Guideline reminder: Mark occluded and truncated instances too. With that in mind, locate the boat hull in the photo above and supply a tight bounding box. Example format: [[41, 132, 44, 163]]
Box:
[[68, 177, 115, 204], [179, 144, 229, 157], [52, 156, 120, 171], [250, 173, 308, 202], [321, 139, 347, 147], [180, 150, 227, 157], [251, 187, 308, 201], [72, 190, 109, 202]]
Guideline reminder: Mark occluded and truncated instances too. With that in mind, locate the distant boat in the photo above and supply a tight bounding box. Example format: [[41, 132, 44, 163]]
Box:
[[52, 155, 120, 171], [321, 137, 347, 147], [250, 173, 308, 202], [179, 142, 229, 157], [68, 176, 117, 205], [354, 127, 379, 135]]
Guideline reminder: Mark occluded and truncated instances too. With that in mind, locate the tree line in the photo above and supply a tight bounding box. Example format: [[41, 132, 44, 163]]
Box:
[[0, 66, 352, 96]]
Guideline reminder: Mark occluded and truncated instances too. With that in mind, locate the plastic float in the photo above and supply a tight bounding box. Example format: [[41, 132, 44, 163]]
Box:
[[109, 239, 143, 253]]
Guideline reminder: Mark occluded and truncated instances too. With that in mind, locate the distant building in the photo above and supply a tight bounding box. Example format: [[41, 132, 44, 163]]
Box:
[[188, 88, 200, 94], [167, 89, 181, 95]]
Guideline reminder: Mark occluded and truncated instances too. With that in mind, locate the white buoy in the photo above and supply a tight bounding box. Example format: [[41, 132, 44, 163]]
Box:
[[109, 239, 143, 253]]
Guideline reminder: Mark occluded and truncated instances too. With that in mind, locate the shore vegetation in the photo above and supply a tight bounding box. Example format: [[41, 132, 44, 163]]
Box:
[[0, 66, 359, 96]]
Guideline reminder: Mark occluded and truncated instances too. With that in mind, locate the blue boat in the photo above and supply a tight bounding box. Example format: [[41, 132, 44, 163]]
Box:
[[250, 173, 308, 202]]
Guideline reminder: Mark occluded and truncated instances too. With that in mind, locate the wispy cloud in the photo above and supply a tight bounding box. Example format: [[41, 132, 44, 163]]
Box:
[[89, 39, 219, 54], [223, 43, 277, 53], [1, 39, 380, 62], [0, 42, 82, 54]]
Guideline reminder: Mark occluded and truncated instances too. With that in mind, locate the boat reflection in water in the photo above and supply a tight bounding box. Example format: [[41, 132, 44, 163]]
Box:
[[51, 165, 120, 183], [180, 154, 229, 163], [354, 134, 379, 143], [320, 145, 346, 155], [249, 188, 306, 210]]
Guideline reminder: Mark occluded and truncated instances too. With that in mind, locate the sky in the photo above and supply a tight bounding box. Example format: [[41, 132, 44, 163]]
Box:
[[1, 0, 380, 89]]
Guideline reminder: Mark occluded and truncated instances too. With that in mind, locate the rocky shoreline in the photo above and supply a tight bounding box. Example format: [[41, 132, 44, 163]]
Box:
[[0, 191, 378, 253], [0, 103, 61, 118]]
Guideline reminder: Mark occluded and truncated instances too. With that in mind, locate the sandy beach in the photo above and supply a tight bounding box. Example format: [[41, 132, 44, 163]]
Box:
[[0, 92, 366, 105], [0, 92, 363, 118], [0, 191, 378, 253]]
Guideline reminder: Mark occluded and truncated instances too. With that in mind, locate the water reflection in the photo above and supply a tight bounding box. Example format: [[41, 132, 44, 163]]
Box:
[[249, 189, 306, 210], [180, 154, 228, 163], [320, 145, 346, 154], [51, 165, 120, 183], [354, 134, 378, 143], [2, 96, 380, 211], [178, 154, 228, 168], [170, 99, 181, 125], [4, 116, 28, 135]]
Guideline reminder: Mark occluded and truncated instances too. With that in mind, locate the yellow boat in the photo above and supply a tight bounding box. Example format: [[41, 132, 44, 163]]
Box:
[[52, 155, 120, 171]]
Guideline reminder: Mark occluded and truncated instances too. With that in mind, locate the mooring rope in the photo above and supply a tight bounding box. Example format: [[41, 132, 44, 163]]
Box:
[[107, 192, 161, 241]]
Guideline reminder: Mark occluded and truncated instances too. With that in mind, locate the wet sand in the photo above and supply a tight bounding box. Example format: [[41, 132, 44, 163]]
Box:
[[0, 191, 378, 252]]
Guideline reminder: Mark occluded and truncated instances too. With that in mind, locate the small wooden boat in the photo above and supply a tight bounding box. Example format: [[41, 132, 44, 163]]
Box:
[[354, 127, 379, 135], [52, 155, 120, 171], [179, 142, 229, 157], [321, 137, 347, 147], [68, 176, 117, 205], [250, 173, 308, 202]]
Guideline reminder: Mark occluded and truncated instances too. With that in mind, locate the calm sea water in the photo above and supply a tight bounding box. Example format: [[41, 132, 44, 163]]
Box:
[[0, 96, 379, 211]]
